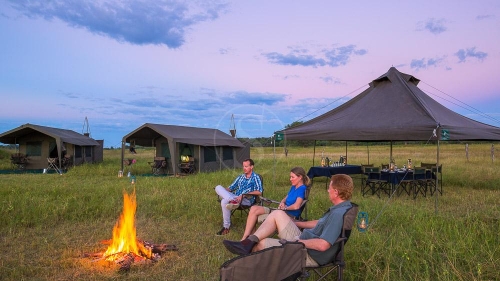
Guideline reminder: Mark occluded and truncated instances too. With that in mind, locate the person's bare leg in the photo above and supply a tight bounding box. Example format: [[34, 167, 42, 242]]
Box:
[[253, 210, 293, 240], [241, 206, 266, 240]]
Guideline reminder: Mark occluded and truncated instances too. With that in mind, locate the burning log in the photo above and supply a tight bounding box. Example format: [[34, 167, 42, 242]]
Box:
[[117, 253, 135, 272], [83, 188, 178, 271]]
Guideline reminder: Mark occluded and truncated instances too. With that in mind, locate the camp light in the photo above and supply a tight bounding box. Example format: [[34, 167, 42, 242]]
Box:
[[357, 211, 369, 232], [181, 155, 190, 163]]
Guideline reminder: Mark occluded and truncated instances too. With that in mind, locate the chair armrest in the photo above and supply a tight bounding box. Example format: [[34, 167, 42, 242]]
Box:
[[260, 196, 280, 204]]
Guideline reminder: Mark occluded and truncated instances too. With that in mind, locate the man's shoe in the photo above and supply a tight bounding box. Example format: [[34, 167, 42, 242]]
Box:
[[222, 238, 256, 255], [226, 200, 240, 210], [216, 227, 230, 236]]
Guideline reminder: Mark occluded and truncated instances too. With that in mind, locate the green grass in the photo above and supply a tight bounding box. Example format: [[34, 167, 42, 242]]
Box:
[[0, 143, 499, 280]]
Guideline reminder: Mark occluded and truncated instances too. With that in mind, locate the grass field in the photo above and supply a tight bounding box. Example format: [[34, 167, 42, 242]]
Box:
[[0, 142, 499, 281]]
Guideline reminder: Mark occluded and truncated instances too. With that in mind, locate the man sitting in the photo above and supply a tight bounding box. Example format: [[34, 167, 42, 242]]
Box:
[[222, 174, 354, 266], [215, 158, 263, 235]]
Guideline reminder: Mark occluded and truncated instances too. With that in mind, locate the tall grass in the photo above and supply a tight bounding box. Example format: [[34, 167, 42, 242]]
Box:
[[0, 143, 499, 280]]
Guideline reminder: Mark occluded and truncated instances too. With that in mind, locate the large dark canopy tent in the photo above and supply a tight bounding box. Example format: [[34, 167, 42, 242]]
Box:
[[283, 67, 500, 142], [282, 67, 500, 207]]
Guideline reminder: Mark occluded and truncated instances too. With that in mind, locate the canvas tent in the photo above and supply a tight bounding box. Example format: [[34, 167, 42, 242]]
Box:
[[0, 123, 103, 170], [283, 67, 500, 142], [121, 123, 248, 174]]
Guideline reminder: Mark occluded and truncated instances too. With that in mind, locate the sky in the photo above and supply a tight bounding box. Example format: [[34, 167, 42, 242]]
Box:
[[1, 0, 499, 148]]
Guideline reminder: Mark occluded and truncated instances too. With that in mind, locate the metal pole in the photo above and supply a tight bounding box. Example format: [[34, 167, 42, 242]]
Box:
[[435, 139, 440, 214], [273, 135, 276, 190]]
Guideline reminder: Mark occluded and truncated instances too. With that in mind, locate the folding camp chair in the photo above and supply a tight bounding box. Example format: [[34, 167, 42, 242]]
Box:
[[362, 167, 389, 197], [178, 156, 195, 174], [231, 174, 265, 218], [10, 153, 29, 170], [220, 203, 359, 281], [46, 158, 62, 174], [411, 167, 428, 198], [217, 174, 264, 219], [300, 203, 359, 281], [149, 157, 168, 175], [220, 241, 307, 281]]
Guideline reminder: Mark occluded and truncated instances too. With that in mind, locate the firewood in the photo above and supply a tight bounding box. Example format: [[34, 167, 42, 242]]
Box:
[[118, 253, 135, 272]]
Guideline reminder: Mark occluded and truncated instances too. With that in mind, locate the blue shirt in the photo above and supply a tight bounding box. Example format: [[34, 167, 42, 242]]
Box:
[[284, 184, 307, 218], [228, 172, 263, 204], [299, 200, 352, 265]]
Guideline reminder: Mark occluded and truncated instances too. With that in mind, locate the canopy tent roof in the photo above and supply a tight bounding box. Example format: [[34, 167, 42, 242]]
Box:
[[123, 123, 245, 148], [283, 67, 500, 141], [0, 123, 100, 146]]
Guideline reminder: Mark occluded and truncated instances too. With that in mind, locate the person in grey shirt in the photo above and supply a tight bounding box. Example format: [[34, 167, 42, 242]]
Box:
[[223, 174, 354, 266]]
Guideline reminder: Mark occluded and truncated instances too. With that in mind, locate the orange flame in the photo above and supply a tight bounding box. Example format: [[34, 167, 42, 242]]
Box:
[[104, 188, 152, 261]]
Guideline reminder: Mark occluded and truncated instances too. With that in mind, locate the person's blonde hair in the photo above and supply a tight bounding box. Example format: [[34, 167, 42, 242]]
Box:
[[290, 167, 311, 187], [330, 174, 354, 200]]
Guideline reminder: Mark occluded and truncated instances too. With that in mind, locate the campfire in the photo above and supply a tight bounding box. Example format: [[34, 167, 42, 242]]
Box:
[[84, 188, 177, 271]]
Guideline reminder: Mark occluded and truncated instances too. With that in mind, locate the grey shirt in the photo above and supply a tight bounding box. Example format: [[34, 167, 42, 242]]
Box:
[[300, 200, 352, 265]]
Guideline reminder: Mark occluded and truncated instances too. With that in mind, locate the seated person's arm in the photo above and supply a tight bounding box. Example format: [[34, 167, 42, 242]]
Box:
[[284, 197, 304, 210], [244, 190, 262, 196], [295, 220, 318, 229], [298, 238, 331, 252]]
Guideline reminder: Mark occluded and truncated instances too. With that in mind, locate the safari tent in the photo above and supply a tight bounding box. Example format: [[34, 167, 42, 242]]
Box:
[[121, 123, 248, 174], [0, 123, 103, 170]]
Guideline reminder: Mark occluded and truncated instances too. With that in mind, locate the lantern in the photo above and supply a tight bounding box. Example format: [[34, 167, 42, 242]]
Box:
[[357, 211, 369, 232]]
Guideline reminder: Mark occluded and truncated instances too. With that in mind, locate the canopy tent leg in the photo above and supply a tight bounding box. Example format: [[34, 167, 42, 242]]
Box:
[[367, 143, 370, 164], [312, 140, 317, 167], [435, 139, 440, 214], [345, 141, 348, 164]]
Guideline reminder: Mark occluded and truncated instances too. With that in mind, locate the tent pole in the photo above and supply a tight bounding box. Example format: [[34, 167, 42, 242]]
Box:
[[345, 141, 347, 164], [273, 135, 276, 190], [435, 139, 440, 214], [120, 140, 125, 172], [367, 143, 370, 164], [390, 141, 393, 163], [313, 141, 317, 167]]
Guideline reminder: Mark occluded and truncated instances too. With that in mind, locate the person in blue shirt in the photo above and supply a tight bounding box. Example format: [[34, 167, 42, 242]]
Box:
[[223, 174, 354, 267], [240, 166, 310, 241], [215, 158, 263, 235]]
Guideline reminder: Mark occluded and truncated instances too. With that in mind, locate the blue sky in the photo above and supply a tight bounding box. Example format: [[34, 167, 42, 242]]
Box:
[[1, 0, 499, 148]]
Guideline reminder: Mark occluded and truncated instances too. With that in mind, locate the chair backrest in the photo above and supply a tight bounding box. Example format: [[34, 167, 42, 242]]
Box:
[[413, 167, 427, 180], [332, 202, 359, 265], [381, 163, 389, 170], [361, 164, 374, 173], [340, 203, 359, 243], [240, 173, 264, 206], [295, 184, 311, 221], [154, 157, 167, 168], [364, 167, 379, 173], [254, 174, 264, 204], [220, 241, 306, 281], [365, 167, 381, 180], [432, 164, 442, 173]]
